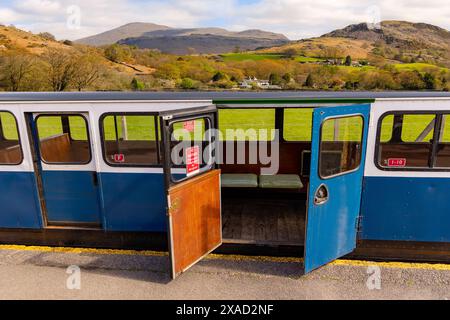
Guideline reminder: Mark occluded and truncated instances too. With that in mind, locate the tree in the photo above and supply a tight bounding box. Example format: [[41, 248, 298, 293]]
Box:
[[180, 78, 197, 90], [39, 32, 56, 41], [42, 49, 77, 91], [283, 48, 298, 59], [282, 73, 292, 83], [398, 71, 424, 90], [131, 78, 145, 91], [304, 74, 314, 87], [269, 73, 282, 85], [72, 54, 102, 91], [0, 52, 35, 91], [422, 72, 436, 90], [104, 44, 132, 63], [212, 71, 227, 82], [344, 55, 352, 66]]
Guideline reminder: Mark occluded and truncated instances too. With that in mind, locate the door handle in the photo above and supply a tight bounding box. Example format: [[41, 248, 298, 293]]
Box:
[[314, 184, 329, 206]]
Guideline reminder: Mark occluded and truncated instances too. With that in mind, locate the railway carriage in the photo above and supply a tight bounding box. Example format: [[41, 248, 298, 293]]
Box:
[[0, 91, 449, 279]]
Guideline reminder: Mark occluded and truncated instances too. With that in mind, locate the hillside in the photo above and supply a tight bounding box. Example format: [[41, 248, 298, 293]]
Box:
[[257, 37, 374, 60], [76, 22, 170, 46], [119, 34, 289, 55], [77, 23, 290, 54], [255, 20, 450, 68], [322, 20, 450, 66]]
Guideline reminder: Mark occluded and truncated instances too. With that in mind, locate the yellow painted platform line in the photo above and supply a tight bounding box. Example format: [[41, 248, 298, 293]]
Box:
[[0, 244, 167, 257], [1, 244, 450, 271]]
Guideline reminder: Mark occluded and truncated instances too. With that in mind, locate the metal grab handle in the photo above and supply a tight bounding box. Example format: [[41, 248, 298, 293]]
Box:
[[314, 184, 329, 206]]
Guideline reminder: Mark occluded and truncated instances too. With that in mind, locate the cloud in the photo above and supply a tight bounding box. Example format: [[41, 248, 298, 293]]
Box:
[[0, 0, 448, 40]]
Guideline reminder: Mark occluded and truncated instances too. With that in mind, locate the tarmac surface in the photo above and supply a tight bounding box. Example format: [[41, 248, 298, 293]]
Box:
[[0, 245, 449, 300]]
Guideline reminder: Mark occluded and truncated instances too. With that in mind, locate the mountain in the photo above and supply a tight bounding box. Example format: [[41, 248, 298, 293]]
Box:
[[321, 20, 450, 65], [76, 22, 170, 46], [76, 23, 290, 54], [258, 20, 450, 66], [322, 20, 450, 51]]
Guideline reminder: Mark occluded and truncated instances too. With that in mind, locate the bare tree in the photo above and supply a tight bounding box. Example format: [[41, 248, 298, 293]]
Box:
[[42, 49, 77, 91], [0, 52, 35, 91], [72, 54, 102, 91]]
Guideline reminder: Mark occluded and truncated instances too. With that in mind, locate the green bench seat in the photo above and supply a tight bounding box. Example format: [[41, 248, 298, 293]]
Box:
[[221, 174, 259, 188], [259, 174, 303, 189]]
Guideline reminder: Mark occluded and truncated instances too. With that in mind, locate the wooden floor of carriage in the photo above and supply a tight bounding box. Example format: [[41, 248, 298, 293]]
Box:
[[222, 196, 306, 246]]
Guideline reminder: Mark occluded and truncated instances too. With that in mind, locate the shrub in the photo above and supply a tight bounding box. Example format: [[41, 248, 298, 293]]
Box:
[[131, 78, 145, 91], [180, 78, 197, 90]]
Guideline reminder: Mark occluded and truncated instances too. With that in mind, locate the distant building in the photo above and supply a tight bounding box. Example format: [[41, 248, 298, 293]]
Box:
[[239, 77, 278, 90]]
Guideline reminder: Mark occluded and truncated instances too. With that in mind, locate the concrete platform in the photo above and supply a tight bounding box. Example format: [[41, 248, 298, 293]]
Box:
[[0, 245, 449, 300]]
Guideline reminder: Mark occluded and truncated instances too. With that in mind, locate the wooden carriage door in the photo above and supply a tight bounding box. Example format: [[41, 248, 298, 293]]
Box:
[[163, 110, 221, 279]]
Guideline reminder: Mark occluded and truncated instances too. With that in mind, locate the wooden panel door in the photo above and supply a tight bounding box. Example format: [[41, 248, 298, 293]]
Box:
[[168, 169, 222, 279]]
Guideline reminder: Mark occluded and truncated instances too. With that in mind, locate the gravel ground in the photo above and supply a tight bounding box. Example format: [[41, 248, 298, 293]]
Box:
[[0, 248, 449, 300]]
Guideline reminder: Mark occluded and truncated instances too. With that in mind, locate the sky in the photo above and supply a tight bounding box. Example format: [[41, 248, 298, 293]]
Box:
[[0, 0, 449, 40]]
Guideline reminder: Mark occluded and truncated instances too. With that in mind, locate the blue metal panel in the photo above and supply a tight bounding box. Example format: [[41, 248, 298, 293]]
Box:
[[0, 172, 42, 228], [361, 177, 450, 242], [304, 104, 370, 273], [41, 171, 101, 223], [99, 172, 166, 232]]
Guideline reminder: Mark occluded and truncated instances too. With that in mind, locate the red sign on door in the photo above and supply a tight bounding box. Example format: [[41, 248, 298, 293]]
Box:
[[387, 158, 406, 167], [186, 146, 200, 176], [183, 120, 195, 132], [114, 154, 125, 163]]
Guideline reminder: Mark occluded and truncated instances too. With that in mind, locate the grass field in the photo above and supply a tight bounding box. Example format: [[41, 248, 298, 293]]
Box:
[[393, 63, 448, 73], [1, 111, 449, 144], [221, 53, 324, 63]]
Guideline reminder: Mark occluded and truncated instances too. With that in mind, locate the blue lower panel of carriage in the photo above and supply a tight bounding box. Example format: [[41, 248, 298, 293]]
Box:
[[99, 173, 166, 232], [42, 171, 101, 224], [361, 177, 450, 242], [0, 172, 42, 228]]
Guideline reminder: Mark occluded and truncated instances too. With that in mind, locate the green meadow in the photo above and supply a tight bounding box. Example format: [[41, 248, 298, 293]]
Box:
[[221, 53, 324, 63]]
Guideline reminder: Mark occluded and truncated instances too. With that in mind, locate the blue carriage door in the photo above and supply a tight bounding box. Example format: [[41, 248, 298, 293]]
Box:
[[32, 113, 102, 226], [304, 104, 370, 274]]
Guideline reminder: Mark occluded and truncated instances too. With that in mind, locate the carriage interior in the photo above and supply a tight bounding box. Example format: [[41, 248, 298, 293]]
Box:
[[217, 107, 363, 246]]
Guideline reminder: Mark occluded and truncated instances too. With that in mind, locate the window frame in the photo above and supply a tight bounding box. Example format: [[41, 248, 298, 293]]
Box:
[[318, 114, 365, 180], [0, 111, 24, 166], [375, 110, 450, 172], [99, 112, 162, 168], [35, 113, 92, 165], [168, 115, 215, 184]]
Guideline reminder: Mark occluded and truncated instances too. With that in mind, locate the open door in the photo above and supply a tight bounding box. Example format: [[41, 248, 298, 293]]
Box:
[[162, 110, 222, 279], [304, 104, 370, 274]]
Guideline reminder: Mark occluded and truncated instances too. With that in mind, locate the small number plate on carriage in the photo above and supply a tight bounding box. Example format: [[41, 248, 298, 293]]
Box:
[[387, 158, 407, 167]]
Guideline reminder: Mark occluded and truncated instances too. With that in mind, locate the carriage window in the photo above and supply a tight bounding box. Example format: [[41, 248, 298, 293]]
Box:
[[377, 113, 435, 169], [379, 114, 394, 142], [435, 115, 450, 168], [170, 117, 213, 182], [36, 115, 91, 164], [319, 116, 363, 178], [0, 112, 22, 165], [101, 114, 160, 166], [284, 109, 313, 141], [218, 109, 275, 141], [401, 115, 435, 142]]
